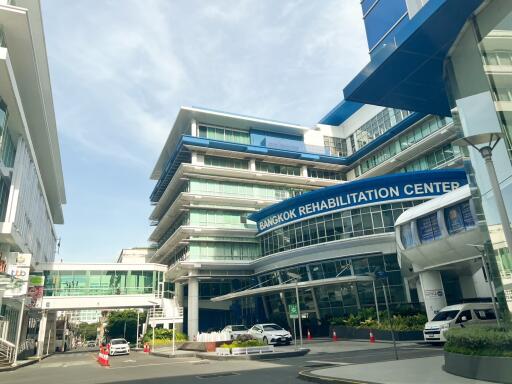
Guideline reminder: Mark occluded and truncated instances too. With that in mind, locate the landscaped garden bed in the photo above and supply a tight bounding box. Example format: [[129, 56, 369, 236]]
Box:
[[443, 326, 512, 384], [329, 308, 426, 341]]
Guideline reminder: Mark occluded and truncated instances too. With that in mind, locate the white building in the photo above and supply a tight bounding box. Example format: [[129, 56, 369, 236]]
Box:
[[0, 0, 66, 364]]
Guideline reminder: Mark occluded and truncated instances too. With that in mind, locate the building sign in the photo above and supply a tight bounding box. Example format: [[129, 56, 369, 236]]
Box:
[[3, 252, 32, 298], [250, 170, 468, 234], [27, 275, 45, 308]]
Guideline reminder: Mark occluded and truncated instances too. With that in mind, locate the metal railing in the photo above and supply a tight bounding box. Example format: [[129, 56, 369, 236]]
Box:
[[0, 339, 15, 365], [0, 320, 8, 341]]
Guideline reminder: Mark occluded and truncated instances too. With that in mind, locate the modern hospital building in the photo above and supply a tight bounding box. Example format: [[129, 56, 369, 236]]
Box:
[[150, 0, 512, 337]]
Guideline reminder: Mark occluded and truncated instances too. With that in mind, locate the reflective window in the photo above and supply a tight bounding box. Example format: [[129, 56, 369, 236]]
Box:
[[198, 124, 250, 144], [189, 178, 303, 200], [323, 136, 348, 157], [444, 201, 475, 234], [260, 201, 425, 256], [204, 155, 248, 169], [307, 168, 345, 181], [400, 223, 415, 248], [417, 213, 442, 243], [255, 161, 300, 176]]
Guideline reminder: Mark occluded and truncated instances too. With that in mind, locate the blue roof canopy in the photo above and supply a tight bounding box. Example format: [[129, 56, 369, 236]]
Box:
[[343, 0, 484, 116]]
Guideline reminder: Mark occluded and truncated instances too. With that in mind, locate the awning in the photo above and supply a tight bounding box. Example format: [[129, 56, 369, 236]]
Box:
[[210, 275, 374, 302]]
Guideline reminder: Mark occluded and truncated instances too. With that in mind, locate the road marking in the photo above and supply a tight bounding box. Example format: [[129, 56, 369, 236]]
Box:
[[306, 360, 352, 366], [122, 359, 137, 363], [108, 361, 193, 370]]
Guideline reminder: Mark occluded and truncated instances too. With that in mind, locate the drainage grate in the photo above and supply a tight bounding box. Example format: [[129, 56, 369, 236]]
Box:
[[197, 372, 239, 379]]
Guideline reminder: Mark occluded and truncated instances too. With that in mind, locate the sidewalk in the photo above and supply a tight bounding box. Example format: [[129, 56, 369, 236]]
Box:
[[300, 356, 490, 384]]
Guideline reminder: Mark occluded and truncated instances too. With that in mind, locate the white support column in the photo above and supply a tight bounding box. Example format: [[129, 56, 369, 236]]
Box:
[[175, 283, 184, 333], [301, 165, 308, 177], [249, 159, 256, 172], [187, 277, 199, 340], [37, 311, 47, 358], [191, 119, 198, 136], [419, 271, 447, 321]]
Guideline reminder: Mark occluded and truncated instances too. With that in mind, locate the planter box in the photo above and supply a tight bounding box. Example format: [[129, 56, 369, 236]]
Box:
[[330, 325, 423, 341], [444, 351, 512, 384], [179, 341, 229, 352]]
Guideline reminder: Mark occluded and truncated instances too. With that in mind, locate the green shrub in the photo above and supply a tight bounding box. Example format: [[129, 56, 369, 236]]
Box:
[[445, 326, 512, 358], [143, 328, 188, 343], [329, 308, 427, 331]]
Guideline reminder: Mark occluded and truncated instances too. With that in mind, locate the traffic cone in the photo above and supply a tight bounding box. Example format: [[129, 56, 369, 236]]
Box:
[[332, 330, 337, 342], [369, 330, 375, 343], [307, 329, 312, 340], [143, 343, 148, 353]]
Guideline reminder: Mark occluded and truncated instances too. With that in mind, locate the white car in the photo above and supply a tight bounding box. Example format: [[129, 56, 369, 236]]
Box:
[[249, 323, 292, 345], [221, 325, 249, 340], [108, 338, 130, 355], [423, 303, 497, 343]]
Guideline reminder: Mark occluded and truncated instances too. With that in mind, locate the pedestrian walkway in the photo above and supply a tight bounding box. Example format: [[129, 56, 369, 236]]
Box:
[[301, 355, 490, 384]]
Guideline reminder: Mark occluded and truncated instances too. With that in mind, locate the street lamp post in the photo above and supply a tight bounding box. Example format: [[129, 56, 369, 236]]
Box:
[[287, 272, 303, 349], [467, 244, 501, 327], [455, 132, 512, 323]]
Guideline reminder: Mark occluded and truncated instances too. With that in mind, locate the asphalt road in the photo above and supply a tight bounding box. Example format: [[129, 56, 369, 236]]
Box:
[[1, 341, 443, 384]]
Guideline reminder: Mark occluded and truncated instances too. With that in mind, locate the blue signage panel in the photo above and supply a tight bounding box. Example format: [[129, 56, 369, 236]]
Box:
[[249, 169, 468, 234]]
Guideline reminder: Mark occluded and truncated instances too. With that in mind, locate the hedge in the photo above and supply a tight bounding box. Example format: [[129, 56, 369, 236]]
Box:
[[444, 326, 512, 358], [143, 328, 188, 343], [330, 307, 427, 331], [220, 339, 265, 348]]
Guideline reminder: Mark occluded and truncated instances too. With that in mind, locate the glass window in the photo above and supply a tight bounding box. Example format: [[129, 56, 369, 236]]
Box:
[[417, 213, 442, 243], [400, 223, 414, 248], [444, 201, 475, 234], [197, 124, 250, 144]]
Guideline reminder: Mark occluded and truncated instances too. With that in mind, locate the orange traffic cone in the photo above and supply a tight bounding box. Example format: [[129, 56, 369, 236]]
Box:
[[307, 329, 312, 340], [332, 330, 337, 342], [369, 330, 375, 343]]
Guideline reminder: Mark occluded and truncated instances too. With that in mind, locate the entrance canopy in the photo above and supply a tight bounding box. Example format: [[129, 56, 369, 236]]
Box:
[[210, 275, 374, 302]]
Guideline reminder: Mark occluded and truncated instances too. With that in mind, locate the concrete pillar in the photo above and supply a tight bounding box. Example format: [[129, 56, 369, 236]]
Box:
[[187, 277, 199, 340], [191, 119, 197, 136], [37, 311, 47, 357], [415, 278, 424, 303], [174, 283, 184, 333], [301, 165, 308, 177], [473, 268, 492, 298], [459, 275, 477, 299], [249, 159, 256, 171], [419, 271, 447, 321], [306, 266, 321, 323]]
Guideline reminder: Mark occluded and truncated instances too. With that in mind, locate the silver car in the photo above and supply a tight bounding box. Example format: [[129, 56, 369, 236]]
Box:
[[221, 325, 249, 340]]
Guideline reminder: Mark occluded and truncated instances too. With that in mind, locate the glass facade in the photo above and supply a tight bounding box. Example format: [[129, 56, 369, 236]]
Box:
[[0, 99, 15, 168], [204, 155, 248, 169], [356, 115, 453, 176], [190, 240, 260, 261], [42, 270, 163, 296], [198, 124, 250, 144], [189, 209, 255, 229], [257, 253, 406, 320], [261, 201, 425, 256], [354, 108, 412, 150], [398, 144, 468, 173], [307, 168, 345, 181], [190, 178, 304, 200], [323, 135, 348, 157], [255, 161, 300, 176]]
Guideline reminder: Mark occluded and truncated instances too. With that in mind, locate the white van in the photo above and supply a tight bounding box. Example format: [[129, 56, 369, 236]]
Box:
[[423, 303, 498, 343]]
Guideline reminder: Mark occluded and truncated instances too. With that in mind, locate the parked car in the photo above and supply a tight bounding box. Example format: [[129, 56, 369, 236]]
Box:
[[423, 303, 498, 343], [86, 340, 96, 348], [221, 325, 249, 340], [249, 323, 292, 345], [108, 338, 130, 355]]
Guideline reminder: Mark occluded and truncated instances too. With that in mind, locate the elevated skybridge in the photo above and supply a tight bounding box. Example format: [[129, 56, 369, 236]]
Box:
[[34, 262, 170, 311]]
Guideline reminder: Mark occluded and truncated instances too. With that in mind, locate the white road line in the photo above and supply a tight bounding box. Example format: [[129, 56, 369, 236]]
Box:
[[108, 361, 195, 370], [306, 360, 353, 366]]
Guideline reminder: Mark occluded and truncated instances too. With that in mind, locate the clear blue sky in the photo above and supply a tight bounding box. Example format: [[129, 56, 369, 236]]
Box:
[[41, 1, 369, 263]]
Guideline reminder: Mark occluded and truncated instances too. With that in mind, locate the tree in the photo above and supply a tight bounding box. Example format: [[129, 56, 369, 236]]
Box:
[[105, 309, 146, 344], [77, 322, 99, 341]]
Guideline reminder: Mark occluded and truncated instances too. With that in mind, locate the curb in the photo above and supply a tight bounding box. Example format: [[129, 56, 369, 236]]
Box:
[[199, 348, 310, 361], [298, 369, 380, 384]]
